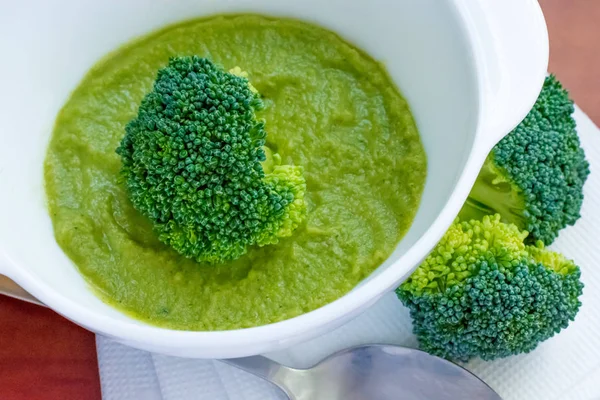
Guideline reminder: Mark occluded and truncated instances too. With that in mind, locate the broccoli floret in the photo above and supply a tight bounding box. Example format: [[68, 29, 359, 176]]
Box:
[[396, 214, 583, 362], [459, 75, 590, 245], [116, 56, 306, 263]]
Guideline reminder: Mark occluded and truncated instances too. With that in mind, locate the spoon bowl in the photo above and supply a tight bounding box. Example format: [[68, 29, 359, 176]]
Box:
[[225, 344, 502, 400]]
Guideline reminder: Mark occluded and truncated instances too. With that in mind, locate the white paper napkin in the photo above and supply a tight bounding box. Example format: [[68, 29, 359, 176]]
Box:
[[97, 106, 600, 400]]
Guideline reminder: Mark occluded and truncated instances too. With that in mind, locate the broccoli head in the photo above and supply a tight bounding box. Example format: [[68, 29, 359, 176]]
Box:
[[116, 56, 306, 263], [459, 75, 590, 245], [397, 214, 583, 362]]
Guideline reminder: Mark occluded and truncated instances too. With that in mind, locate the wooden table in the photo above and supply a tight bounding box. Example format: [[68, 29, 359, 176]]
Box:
[[0, 1, 598, 399], [543, 0, 600, 123]]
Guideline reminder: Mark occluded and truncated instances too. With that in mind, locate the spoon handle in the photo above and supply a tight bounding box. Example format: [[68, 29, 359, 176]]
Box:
[[221, 355, 297, 398]]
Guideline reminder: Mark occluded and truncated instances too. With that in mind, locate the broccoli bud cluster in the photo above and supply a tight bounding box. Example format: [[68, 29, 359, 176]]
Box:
[[117, 56, 306, 263], [397, 215, 583, 361], [460, 75, 590, 245]]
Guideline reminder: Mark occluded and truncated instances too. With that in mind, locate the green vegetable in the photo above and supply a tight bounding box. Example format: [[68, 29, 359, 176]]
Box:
[[459, 75, 590, 245], [116, 56, 306, 263], [397, 214, 583, 362]]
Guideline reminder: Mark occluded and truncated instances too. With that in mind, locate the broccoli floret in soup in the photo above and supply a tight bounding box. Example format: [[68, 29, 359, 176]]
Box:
[[117, 56, 306, 263]]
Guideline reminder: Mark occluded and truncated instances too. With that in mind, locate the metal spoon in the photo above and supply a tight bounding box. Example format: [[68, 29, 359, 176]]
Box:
[[223, 344, 502, 400]]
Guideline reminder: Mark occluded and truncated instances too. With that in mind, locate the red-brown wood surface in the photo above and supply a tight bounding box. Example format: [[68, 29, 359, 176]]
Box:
[[0, 296, 101, 400], [542, 0, 600, 124], [0, 1, 598, 399]]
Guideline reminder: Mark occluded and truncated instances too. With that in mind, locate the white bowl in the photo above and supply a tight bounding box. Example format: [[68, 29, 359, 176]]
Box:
[[0, 0, 548, 358]]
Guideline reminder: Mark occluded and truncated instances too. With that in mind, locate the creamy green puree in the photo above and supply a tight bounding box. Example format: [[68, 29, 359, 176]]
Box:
[[44, 15, 427, 330]]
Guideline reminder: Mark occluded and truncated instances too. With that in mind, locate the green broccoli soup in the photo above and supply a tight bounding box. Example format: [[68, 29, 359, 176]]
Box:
[[44, 15, 427, 330]]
